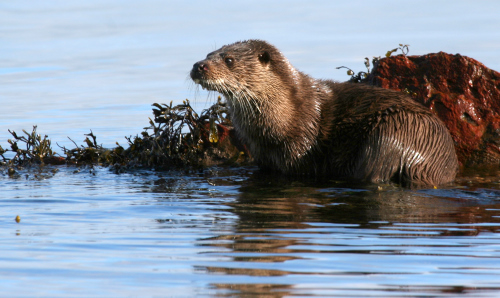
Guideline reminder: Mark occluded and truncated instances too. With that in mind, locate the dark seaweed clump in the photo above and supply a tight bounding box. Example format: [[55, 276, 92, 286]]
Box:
[[0, 98, 240, 172], [0, 127, 59, 166]]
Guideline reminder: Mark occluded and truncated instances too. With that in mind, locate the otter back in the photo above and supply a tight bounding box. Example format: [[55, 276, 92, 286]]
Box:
[[190, 39, 458, 186]]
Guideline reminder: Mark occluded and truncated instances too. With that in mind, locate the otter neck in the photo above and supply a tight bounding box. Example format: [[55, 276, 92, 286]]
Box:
[[224, 78, 325, 171], [225, 88, 299, 140]]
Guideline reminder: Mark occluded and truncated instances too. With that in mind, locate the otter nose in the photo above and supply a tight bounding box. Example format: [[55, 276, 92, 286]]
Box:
[[191, 61, 208, 81], [193, 62, 208, 72]]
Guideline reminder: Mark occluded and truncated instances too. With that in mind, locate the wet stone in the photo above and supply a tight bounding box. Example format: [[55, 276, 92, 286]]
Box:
[[366, 52, 500, 167]]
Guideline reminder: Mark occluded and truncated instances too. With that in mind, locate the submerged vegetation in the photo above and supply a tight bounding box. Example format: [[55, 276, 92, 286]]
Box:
[[0, 97, 240, 173]]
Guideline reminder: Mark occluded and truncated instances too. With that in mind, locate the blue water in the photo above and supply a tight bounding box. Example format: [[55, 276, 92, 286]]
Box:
[[1, 166, 500, 297], [2, 1, 500, 297]]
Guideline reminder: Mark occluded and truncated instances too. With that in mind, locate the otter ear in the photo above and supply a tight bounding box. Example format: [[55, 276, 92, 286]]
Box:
[[258, 51, 271, 64]]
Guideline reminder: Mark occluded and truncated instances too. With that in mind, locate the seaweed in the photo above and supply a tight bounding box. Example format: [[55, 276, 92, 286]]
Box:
[[1, 97, 234, 173], [336, 44, 410, 83], [385, 44, 410, 58], [120, 96, 230, 169], [0, 126, 60, 166], [63, 97, 231, 169]]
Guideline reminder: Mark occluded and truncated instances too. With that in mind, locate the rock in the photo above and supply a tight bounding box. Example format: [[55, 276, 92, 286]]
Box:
[[366, 52, 500, 167]]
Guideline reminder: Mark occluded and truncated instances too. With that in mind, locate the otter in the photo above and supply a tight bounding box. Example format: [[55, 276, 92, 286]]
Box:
[[190, 40, 458, 186]]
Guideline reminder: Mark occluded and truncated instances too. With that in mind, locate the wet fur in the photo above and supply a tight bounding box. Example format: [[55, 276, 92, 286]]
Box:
[[191, 40, 458, 186]]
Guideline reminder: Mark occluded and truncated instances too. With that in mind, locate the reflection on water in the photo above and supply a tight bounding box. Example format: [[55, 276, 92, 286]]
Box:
[[1, 166, 500, 296], [174, 168, 500, 297]]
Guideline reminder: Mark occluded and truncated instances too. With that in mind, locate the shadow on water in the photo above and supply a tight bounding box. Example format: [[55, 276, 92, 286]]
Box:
[[149, 167, 500, 297]]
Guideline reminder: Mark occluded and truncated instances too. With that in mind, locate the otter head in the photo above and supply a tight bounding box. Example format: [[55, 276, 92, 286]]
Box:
[[190, 40, 299, 117], [190, 40, 321, 169]]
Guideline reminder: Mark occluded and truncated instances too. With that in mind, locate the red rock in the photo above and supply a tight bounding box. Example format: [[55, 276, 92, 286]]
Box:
[[367, 52, 500, 166]]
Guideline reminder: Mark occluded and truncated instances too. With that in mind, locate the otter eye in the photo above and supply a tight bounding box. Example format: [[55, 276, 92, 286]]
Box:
[[258, 51, 270, 64], [224, 57, 234, 66]]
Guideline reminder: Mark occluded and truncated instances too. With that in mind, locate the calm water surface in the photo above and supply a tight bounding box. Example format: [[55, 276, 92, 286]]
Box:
[[1, 166, 500, 297], [2, 1, 500, 297]]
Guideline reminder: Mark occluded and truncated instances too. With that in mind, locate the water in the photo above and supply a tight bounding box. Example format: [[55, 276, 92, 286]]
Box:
[[2, 166, 500, 297], [2, 1, 500, 297]]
